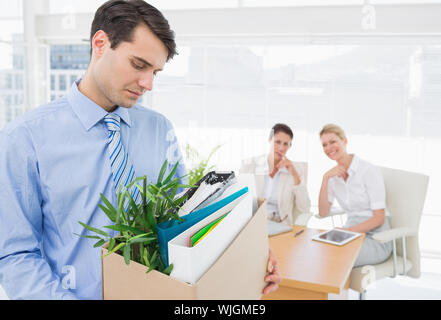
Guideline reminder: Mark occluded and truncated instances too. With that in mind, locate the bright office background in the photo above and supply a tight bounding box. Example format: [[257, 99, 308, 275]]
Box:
[[1, 0, 440, 299]]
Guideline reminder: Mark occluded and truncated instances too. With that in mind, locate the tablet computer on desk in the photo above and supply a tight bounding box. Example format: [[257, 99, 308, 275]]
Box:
[[312, 229, 361, 246]]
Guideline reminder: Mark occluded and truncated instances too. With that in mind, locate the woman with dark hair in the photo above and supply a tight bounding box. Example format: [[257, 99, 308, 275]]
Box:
[[240, 124, 311, 226]]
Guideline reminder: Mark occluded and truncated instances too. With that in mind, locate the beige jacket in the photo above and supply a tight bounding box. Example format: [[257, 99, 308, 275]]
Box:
[[239, 155, 311, 226]]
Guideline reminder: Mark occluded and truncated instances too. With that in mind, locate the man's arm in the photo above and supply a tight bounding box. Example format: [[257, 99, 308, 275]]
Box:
[[263, 248, 281, 295], [0, 129, 76, 299]]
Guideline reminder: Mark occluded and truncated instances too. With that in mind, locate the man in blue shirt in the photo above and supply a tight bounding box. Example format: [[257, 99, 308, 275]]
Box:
[[0, 0, 280, 299]]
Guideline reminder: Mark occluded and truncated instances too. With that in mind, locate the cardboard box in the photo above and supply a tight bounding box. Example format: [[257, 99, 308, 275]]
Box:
[[101, 201, 269, 300]]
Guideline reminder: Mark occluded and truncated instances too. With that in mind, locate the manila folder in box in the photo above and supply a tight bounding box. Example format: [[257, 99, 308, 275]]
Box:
[[168, 190, 252, 284], [101, 200, 269, 299]]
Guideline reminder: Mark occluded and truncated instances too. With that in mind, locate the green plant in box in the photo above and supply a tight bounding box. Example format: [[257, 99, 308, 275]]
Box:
[[184, 143, 222, 186], [77, 159, 191, 275]]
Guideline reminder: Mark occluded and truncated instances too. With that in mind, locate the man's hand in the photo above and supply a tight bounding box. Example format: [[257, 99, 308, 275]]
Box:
[[262, 248, 281, 295]]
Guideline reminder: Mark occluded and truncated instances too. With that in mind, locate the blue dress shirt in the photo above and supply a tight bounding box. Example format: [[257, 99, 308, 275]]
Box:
[[0, 80, 186, 299]]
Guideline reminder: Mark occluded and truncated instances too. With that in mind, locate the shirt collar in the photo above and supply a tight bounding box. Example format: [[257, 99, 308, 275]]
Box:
[[347, 154, 360, 175], [67, 79, 132, 131]]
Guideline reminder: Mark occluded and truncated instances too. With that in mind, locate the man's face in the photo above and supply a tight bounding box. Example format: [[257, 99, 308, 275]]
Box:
[[92, 23, 168, 109]]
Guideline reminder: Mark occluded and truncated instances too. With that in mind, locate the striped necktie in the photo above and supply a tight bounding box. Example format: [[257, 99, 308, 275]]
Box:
[[103, 113, 140, 206]]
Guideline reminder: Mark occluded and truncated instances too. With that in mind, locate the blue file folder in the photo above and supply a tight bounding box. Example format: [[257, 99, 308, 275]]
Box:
[[157, 186, 249, 267]]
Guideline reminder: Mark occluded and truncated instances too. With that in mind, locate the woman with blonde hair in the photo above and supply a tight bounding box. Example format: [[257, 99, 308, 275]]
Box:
[[318, 124, 392, 267]]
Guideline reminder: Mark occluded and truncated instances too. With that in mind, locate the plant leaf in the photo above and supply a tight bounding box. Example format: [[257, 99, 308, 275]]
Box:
[[148, 250, 159, 273], [142, 248, 150, 267], [151, 250, 158, 264], [148, 183, 160, 195], [123, 242, 131, 265], [103, 224, 146, 236], [127, 191, 140, 220], [173, 194, 188, 207], [136, 184, 157, 203], [162, 263, 174, 276], [125, 176, 145, 192], [146, 202, 157, 232], [156, 159, 168, 185], [177, 184, 197, 189], [98, 204, 116, 223], [122, 189, 138, 225], [99, 193, 117, 222], [162, 178, 179, 193], [115, 186, 123, 225], [103, 242, 125, 257], [108, 238, 116, 252], [128, 237, 156, 244], [162, 160, 179, 186], [73, 233, 102, 240], [78, 221, 109, 237], [159, 190, 177, 209], [93, 239, 106, 248], [134, 214, 150, 231], [127, 232, 153, 242]]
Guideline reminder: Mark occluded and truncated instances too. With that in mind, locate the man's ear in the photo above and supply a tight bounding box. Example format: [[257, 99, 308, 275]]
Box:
[[91, 30, 109, 58]]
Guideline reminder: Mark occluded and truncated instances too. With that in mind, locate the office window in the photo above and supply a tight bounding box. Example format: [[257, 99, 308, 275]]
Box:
[[152, 42, 441, 261], [50, 74, 56, 91], [70, 74, 78, 85], [49, 45, 88, 100], [59, 75, 67, 91], [15, 93, 23, 105], [0, 15, 24, 130], [5, 74, 12, 90], [51, 45, 90, 70], [15, 74, 23, 90]]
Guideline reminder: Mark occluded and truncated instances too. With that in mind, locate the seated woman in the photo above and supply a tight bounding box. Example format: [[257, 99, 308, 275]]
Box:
[[318, 123, 392, 267], [240, 123, 311, 226]]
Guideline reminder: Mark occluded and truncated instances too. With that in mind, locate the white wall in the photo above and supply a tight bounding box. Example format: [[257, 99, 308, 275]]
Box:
[[1, 2, 441, 300]]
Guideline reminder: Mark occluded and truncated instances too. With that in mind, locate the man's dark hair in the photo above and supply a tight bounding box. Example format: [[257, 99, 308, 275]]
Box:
[[90, 0, 177, 61], [269, 123, 294, 140]]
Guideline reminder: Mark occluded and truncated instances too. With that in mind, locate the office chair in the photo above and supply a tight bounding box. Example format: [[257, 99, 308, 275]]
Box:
[[291, 161, 312, 226], [315, 166, 429, 300]]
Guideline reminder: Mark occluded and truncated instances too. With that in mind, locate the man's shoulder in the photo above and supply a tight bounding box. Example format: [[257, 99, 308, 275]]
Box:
[[2, 97, 70, 136]]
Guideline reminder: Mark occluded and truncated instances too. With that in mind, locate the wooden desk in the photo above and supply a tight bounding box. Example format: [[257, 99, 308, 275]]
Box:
[[263, 226, 365, 300]]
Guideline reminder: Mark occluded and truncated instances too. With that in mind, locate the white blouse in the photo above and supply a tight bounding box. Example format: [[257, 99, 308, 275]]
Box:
[[263, 168, 290, 220], [327, 155, 387, 218], [257, 158, 287, 220]]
